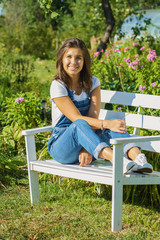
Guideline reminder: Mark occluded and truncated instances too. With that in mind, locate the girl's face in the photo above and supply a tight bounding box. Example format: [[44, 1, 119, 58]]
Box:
[[62, 48, 84, 80]]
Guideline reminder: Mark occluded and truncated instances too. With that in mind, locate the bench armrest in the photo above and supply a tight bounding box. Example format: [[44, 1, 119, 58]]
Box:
[[110, 135, 160, 145], [22, 125, 52, 136]]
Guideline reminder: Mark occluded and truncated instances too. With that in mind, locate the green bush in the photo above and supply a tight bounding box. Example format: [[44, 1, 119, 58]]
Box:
[[91, 38, 160, 94], [1, 92, 42, 129], [24, 24, 54, 59], [91, 38, 160, 206]]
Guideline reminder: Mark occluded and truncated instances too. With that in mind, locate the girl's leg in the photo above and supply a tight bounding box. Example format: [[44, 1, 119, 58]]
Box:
[[48, 119, 109, 164]]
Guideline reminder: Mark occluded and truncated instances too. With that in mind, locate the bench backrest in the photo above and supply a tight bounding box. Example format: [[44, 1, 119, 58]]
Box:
[[99, 90, 160, 153]]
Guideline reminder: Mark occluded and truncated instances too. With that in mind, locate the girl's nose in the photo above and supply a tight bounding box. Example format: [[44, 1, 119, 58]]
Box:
[[71, 57, 76, 64]]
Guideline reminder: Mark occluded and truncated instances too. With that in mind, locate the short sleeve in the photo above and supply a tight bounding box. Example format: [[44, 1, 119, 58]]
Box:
[[91, 76, 100, 92], [50, 80, 68, 99]]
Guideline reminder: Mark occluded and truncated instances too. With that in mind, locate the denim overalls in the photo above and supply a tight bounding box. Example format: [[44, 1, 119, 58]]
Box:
[[47, 89, 138, 164]]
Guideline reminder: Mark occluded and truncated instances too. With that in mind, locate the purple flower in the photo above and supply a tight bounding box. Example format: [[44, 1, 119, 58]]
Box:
[[140, 46, 145, 51], [124, 47, 130, 52], [93, 51, 100, 58], [129, 58, 140, 69], [151, 82, 157, 87], [114, 49, 120, 52], [132, 42, 138, 47], [134, 54, 139, 57], [117, 107, 122, 111], [140, 65, 143, 69], [147, 53, 157, 62], [124, 57, 131, 63], [132, 66, 137, 70], [139, 85, 146, 91], [16, 97, 25, 104]]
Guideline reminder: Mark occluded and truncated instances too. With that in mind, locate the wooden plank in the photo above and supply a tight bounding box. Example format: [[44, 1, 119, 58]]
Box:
[[123, 171, 160, 185], [22, 125, 52, 136], [30, 160, 113, 177], [101, 90, 160, 109], [30, 163, 113, 185], [25, 135, 40, 204], [99, 109, 160, 131], [110, 135, 160, 145], [111, 144, 123, 232]]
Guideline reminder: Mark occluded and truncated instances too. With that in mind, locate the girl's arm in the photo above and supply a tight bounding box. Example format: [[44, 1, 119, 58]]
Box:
[[53, 88, 126, 133], [87, 85, 101, 121]]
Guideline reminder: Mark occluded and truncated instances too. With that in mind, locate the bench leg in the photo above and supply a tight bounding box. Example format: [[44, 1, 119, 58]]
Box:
[[25, 135, 40, 205], [111, 144, 123, 232], [111, 181, 123, 231], [28, 170, 40, 205]]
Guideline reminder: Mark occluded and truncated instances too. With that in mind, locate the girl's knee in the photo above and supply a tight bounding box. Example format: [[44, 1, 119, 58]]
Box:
[[73, 119, 89, 127]]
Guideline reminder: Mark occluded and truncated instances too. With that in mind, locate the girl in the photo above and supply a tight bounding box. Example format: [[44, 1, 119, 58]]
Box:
[[47, 37, 153, 174]]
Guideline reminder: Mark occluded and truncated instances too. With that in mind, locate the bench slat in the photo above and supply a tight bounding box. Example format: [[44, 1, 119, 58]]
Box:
[[30, 160, 113, 185], [31, 160, 113, 176], [101, 90, 160, 109], [99, 109, 160, 131]]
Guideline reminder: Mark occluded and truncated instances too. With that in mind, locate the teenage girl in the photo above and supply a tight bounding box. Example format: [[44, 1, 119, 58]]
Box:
[[47, 37, 153, 174]]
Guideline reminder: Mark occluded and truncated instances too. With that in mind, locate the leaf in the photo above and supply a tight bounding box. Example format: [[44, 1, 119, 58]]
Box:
[[9, 140, 15, 148], [51, 12, 59, 19]]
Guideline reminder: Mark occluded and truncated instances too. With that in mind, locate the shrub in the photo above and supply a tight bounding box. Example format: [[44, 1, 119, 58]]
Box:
[[91, 38, 160, 206], [91, 38, 160, 94]]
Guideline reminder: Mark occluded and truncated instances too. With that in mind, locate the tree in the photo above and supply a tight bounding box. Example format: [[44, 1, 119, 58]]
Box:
[[97, 0, 115, 53], [38, 0, 160, 52], [0, 0, 54, 57]]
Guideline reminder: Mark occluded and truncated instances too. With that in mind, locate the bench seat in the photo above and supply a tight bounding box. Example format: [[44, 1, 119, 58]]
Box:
[[30, 159, 160, 186]]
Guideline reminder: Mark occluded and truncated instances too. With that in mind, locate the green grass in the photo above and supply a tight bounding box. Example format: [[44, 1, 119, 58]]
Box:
[[34, 60, 56, 84], [0, 177, 160, 240]]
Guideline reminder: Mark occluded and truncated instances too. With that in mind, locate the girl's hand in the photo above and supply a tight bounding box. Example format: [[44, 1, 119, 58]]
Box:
[[108, 119, 127, 133], [79, 148, 92, 166]]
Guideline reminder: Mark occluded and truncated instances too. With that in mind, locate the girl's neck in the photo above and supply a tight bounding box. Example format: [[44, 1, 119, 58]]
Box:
[[70, 77, 82, 95]]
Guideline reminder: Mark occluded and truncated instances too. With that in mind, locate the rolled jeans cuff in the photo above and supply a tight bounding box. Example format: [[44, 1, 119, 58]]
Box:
[[94, 142, 109, 160], [124, 143, 141, 155]]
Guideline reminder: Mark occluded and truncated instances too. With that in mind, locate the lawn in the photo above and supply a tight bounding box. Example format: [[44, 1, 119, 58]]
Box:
[[0, 176, 160, 240]]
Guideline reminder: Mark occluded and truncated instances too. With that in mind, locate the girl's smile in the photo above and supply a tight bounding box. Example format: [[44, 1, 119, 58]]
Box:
[[62, 48, 84, 79]]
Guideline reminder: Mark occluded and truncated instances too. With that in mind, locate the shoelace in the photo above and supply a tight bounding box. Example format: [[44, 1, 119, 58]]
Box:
[[137, 154, 147, 164]]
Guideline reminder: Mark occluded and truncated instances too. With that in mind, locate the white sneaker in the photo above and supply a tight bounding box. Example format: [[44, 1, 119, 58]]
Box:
[[132, 153, 153, 173], [123, 156, 135, 174]]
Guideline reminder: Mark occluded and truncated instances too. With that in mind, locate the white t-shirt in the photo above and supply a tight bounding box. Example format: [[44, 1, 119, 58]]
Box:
[[50, 76, 100, 127]]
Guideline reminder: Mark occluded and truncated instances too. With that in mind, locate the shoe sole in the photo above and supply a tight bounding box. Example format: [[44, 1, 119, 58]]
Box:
[[133, 167, 153, 173], [124, 163, 135, 174]]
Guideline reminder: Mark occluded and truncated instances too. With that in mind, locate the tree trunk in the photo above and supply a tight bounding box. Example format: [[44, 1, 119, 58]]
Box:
[[97, 0, 115, 54]]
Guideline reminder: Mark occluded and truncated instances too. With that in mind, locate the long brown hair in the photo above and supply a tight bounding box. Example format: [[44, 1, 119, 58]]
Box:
[[54, 37, 92, 92]]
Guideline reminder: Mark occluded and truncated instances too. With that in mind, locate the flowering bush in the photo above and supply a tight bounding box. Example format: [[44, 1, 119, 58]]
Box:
[[91, 39, 160, 96], [0, 92, 44, 159], [1, 92, 43, 129]]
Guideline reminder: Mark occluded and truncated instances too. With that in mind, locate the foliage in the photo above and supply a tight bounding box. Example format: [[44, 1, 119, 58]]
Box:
[[24, 24, 54, 59], [91, 37, 160, 206], [0, 0, 54, 58], [91, 37, 160, 94], [1, 92, 42, 129], [0, 54, 35, 105], [56, 0, 105, 48]]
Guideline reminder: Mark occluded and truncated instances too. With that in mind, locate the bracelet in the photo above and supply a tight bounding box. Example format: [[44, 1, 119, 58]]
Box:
[[101, 120, 104, 133]]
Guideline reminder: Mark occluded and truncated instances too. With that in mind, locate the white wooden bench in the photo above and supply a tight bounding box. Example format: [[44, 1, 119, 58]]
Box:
[[22, 89, 160, 232]]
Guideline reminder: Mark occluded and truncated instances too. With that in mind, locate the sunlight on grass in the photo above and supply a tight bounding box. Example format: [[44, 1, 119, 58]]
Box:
[[0, 179, 160, 240]]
